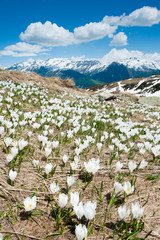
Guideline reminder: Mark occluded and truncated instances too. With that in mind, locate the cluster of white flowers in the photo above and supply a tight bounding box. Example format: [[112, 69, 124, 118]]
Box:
[[118, 202, 145, 220], [84, 158, 100, 174], [114, 181, 134, 195]]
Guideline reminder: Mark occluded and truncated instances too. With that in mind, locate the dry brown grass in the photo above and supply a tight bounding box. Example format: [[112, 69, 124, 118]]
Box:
[[0, 70, 90, 97]]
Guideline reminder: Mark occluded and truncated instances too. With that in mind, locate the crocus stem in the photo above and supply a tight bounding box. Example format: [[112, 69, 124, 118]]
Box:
[[86, 219, 90, 227]]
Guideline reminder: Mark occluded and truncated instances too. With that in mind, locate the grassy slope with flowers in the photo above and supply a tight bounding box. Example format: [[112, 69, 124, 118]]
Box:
[[0, 70, 160, 240]]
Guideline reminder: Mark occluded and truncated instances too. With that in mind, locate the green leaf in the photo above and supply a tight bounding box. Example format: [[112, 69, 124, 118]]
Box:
[[4, 233, 12, 240], [126, 229, 142, 239], [44, 232, 61, 239], [87, 224, 93, 237], [144, 230, 152, 239], [0, 211, 4, 217], [30, 192, 35, 198]]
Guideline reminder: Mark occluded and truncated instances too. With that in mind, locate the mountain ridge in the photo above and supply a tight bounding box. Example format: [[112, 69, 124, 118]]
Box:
[[6, 49, 160, 88]]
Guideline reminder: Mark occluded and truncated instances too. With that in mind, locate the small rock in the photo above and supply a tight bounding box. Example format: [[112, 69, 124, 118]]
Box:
[[97, 92, 116, 101]]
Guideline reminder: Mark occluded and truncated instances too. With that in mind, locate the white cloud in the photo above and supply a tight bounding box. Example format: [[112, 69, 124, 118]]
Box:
[[0, 42, 48, 57], [1, 6, 160, 59], [74, 22, 117, 43], [20, 21, 75, 46], [100, 48, 160, 70], [20, 20, 117, 46], [101, 48, 144, 64], [110, 32, 128, 46], [103, 6, 160, 27], [102, 15, 124, 26], [18, 6, 160, 48], [120, 6, 160, 26]]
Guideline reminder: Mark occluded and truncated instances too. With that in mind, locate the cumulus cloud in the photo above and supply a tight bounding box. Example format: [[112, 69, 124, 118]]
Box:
[[20, 21, 75, 46], [74, 22, 117, 43], [120, 6, 160, 26], [103, 6, 160, 27], [110, 32, 128, 46], [18, 6, 160, 48], [1, 6, 160, 58], [20, 20, 117, 46], [100, 48, 160, 67], [103, 15, 124, 26], [0, 42, 48, 57]]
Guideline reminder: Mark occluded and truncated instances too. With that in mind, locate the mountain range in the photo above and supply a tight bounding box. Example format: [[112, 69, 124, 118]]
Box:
[[6, 49, 160, 88]]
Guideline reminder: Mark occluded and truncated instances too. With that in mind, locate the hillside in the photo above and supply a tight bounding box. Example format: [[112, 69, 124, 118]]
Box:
[[88, 74, 160, 100], [0, 70, 160, 240]]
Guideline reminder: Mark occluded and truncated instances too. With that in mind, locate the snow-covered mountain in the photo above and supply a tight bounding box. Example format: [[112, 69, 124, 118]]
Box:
[[7, 48, 160, 73], [6, 49, 160, 88], [7, 58, 105, 75]]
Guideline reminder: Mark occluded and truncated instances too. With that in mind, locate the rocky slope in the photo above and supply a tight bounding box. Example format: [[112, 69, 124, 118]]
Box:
[[88, 74, 160, 97]]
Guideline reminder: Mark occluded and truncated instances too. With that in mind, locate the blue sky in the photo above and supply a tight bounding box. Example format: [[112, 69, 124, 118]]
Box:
[[0, 0, 160, 67]]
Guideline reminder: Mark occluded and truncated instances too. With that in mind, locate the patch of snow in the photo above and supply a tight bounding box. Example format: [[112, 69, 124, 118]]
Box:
[[118, 82, 124, 92], [143, 91, 160, 97]]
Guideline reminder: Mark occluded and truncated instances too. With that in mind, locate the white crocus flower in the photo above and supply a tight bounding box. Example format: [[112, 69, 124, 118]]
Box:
[[131, 202, 145, 219], [97, 142, 102, 152], [70, 192, 79, 207], [74, 156, 80, 163], [11, 147, 18, 157], [70, 161, 78, 170], [74, 138, 81, 146], [50, 181, 60, 194], [0, 233, 3, 240], [67, 176, 75, 187], [61, 132, 64, 137], [63, 155, 69, 164], [123, 181, 134, 195], [114, 182, 123, 195], [28, 131, 32, 138], [75, 147, 81, 155], [84, 161, 92, 173], [109, 145, 114, 151], [52, 141, 59, 148], [67, 129, 74, 138], [128, 161, 137, 173], [9, 169, 17, 181], [118, 205, 130, 220], [43, 130, 48, 136], [83, 201, 97, 220], [151, 146, 160, 157], [84, 158, 100, 174], [58, 193, 68, 208], [75, 224, 87, 240], [45, 163, 52, 174], [23, 196, 37, 211], [73, 202, 84, 220], [6, 154, 14, 162], [32, 123, 40, 129], [32, 159, 39, 167], [92, 128, 96, 133], [4, 137, 12, 147], [115, 161, 123, 172], [139, 159, 148, 169], [139, 147, 146, 155], [44, 147, 52, 157], [0, 126, 4, 135], [18, 139, 28, 150], [12, 140, 18, 147]]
